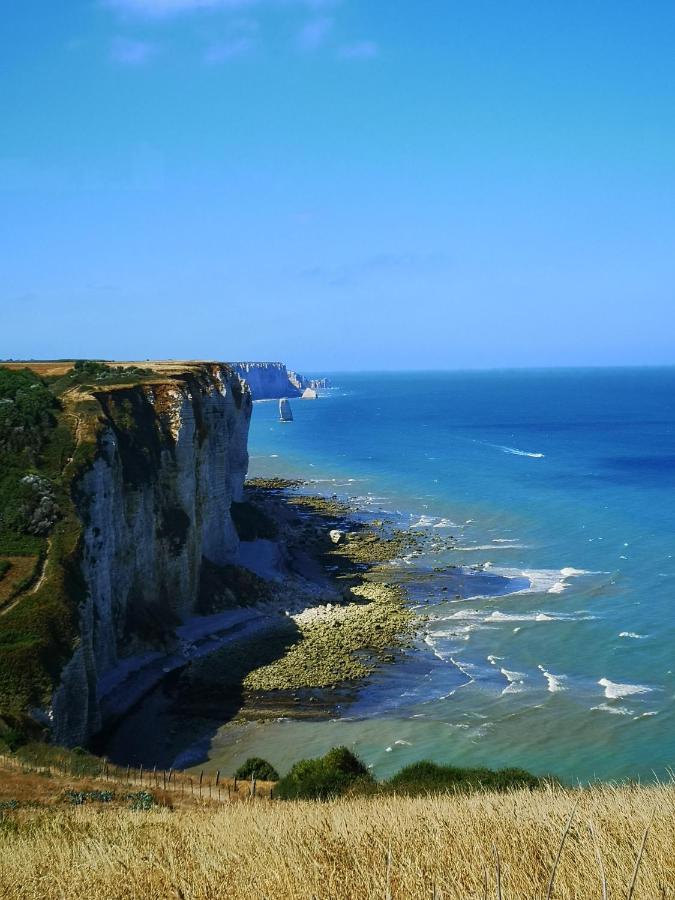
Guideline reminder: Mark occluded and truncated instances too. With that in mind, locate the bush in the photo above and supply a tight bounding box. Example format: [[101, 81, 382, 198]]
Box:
[[234, 757, 279, 781], [275, 747, 374, 801], [0, 727, 26, 753], [386, 760, 544, 795], [126, 791, 155, 811]]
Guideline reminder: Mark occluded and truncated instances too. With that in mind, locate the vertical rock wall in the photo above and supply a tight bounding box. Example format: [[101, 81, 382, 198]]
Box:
[[50, 364, 252, 746]]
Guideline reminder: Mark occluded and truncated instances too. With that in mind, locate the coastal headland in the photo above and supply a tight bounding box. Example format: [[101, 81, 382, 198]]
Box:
[[0, 359, 426, 765]]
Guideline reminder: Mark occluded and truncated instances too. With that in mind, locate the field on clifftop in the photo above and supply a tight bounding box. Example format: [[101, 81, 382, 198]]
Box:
[[0, 772, 672, 899]]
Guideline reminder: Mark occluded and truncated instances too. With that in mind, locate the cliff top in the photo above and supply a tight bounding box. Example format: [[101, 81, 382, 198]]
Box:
[[1, 360, 238, 378]]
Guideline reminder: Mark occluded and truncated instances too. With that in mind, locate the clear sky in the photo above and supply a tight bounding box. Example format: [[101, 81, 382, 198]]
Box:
[[2, 1, 675, 371]]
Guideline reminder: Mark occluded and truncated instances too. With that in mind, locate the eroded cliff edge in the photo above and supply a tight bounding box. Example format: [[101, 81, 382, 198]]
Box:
[[0, 363, 252, 747]]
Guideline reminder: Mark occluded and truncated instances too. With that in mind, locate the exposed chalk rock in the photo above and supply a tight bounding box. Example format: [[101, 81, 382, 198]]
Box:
[[49, 364, 252, 746]]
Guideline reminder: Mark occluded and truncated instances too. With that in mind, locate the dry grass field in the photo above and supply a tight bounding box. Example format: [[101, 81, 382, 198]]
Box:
[[0, 780, 673, 899]]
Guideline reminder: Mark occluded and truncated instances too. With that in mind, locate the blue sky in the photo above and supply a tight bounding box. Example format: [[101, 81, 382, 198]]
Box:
[[2, 1, 674, 370]]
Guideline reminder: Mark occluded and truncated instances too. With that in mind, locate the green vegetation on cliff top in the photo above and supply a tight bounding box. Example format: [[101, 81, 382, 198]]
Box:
[[0, 362, 196, 724], [0, 367, 87, 720]]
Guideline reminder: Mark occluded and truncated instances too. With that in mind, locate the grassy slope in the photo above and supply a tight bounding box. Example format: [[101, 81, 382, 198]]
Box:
[[0, 776, 671, 899]]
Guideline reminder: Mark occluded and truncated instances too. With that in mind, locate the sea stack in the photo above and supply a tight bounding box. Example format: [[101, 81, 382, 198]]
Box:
[[302, 387, 318, 399], [279, 398, 293, 422]]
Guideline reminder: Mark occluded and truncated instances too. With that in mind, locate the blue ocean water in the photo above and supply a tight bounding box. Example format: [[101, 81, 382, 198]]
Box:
[[242, 369, 675, 782]]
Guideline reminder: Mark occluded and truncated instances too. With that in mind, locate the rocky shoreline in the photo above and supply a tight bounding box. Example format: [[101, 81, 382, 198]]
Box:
[[178, 478, 425, 721], [96, 478, 435, 766]]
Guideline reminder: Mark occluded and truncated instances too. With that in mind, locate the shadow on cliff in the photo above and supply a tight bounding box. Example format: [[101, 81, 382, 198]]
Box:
[[91, 618, 304, 770]]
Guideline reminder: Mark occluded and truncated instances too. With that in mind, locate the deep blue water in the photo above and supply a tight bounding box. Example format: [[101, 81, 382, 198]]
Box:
[[237, 369, 675, 782]]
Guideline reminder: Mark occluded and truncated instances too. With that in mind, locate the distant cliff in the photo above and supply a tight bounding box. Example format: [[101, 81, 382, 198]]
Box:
[[229, 363, 300, 400], [230, 363, 329, 400]]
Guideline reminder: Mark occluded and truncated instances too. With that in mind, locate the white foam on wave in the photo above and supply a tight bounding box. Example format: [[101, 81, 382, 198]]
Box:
[[436, 608, 588, 625], [486, 565, 593, 596], [493, 444, 545, 458], [500, 668, 526, 694], [454, 544, 526, 552], [538, 665, 567, 692], [598, 678, 651, 700], [410, 513, 460, 529], [619, 632, 647, 640], [591, 702, 634, 716], [410, 514, 437, 528]]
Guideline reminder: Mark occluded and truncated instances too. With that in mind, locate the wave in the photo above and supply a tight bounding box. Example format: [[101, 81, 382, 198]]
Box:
[[500, 445, 545, 459], [619, 632, 647, 640], [538, 665, 567, 692], [598, 677, 651, 700], [485, 565, 593, 595], [410, 514, 460, 529], [434, 609, 588, 624], [501, 667, 526, 694], [477, 440, 545, 459], [591, 702, 634, 716], [454, 544, 526, 551]]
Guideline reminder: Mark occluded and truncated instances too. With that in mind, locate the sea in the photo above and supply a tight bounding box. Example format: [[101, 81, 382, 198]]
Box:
[[208, 368, 675, 784]]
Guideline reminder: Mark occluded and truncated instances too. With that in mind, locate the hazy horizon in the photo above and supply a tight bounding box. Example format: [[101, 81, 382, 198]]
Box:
[[3, 1, 675, 369]]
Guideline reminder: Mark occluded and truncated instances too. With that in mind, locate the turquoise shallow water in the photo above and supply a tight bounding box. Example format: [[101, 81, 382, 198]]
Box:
[[233, 369, 675, 783]]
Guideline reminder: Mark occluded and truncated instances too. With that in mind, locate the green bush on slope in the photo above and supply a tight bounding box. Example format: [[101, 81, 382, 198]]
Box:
[[385, 760, 545, 794], [234, 758, 280, 781], [275, 747, 374, 800], [273, 748, 547, 801]]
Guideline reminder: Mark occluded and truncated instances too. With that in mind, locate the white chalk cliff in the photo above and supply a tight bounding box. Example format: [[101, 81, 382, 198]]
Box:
[[49, 364, 252, 746], [230, 362, 301, 400]]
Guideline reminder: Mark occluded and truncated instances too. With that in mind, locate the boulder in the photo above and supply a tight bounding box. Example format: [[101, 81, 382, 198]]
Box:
[[329, 529, 345, 545]]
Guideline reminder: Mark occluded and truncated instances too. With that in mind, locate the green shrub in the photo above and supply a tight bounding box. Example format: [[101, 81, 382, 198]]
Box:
[[275, 747, 374, 800], [49, 361, 152, 394], [0, 560, 10, 581], [0, 726, 26, 752], [126, 790, 155, 811], [234, 757, 279, 781], [386, 760, 544, 795]]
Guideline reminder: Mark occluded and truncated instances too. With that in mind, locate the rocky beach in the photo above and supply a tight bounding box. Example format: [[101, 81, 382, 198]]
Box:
[[96, 476, 446, 769]]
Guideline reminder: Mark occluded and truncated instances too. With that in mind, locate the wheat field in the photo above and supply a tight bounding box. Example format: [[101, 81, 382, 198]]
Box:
[[0, 782, 673, 899]]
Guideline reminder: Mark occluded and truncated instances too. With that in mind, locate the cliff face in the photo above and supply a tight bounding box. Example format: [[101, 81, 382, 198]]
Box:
[[50, 364, 252, 746], [230, 362, 300, 400]]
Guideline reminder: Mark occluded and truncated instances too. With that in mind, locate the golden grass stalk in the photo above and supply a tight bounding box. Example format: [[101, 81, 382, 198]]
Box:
[[0, 782, 673, 899]]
